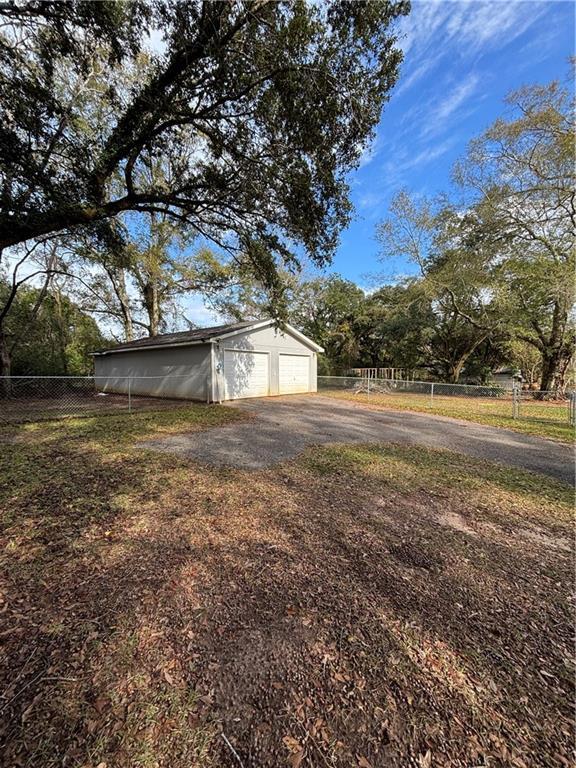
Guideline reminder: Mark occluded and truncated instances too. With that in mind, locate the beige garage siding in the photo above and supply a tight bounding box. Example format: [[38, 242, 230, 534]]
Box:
[[278, 353, 311, 394], [94, 322, 319, 403], [94, 344, 211, 400], [223, 349, 270, 400]]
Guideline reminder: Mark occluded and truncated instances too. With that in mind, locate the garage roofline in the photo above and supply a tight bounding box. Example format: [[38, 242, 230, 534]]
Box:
[[213, 320, 324, 352], [92, 319, 324, 356]]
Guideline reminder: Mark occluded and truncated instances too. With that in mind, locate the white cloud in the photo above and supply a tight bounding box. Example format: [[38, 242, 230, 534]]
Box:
[[406, 138, 457, 167], [179, 294, 222, 327], [420, 72, 480, 137], [396, 0, 548, 97], [357, 1, 548, 167], [445, 1, 547, 56], [357, 136, 382, 169], [357, 190, 388, 212], [398, 0, 451, 59], [393, 56, 439, 99], [381, 136, 457, 181], [354, 136, 455, 222]]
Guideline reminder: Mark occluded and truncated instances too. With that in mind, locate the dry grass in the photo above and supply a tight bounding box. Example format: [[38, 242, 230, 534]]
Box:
[[0, 408, 573, 767], [317, 388, 574, 443]]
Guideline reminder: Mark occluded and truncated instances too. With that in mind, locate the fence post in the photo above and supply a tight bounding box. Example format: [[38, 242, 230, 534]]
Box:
[[367, 376, 371, 396], [512, 384, 519, 420], [128, 377, 132, 414], [570, 391, 575, 427], [430, 382, 434, 406]]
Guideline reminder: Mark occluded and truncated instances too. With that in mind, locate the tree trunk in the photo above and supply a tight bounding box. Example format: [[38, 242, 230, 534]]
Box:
[[554, 354, 572, 396], [448, 359, 465, 383], [142, 281, 161, 336], [538, 299, 570, 393], [9, 258, 55, 362], [54, 289, 69, 375], [539, 351, 560, 393], [0, 330, 12, 397], [106, 267, 134, 341]]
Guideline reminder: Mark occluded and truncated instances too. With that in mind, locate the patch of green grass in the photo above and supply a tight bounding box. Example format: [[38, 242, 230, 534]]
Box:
[[0, 404, 246, 540], [10, 403, 246, 448], [319, 389, 574, 443], [299, 443, 573, 526]]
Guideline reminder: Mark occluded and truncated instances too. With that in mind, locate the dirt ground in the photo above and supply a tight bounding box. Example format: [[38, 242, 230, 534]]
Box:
[[0, 392, 196, 423], [0, 407, 573, 767]]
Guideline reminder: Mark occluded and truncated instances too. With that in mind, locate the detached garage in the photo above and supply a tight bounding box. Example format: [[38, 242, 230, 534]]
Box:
[[93, 319, 323, 403]]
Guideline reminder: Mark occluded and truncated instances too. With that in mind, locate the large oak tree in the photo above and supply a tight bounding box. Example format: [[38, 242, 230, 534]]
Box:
[[0, 0, 409, 374], [377, 74, 575, 391], [0, 0, 408, 265], [455, 77, 575, 392]]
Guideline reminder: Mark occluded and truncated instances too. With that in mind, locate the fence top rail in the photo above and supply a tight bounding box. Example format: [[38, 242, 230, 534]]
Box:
[[318, 375, 506, 388], [317, 375, 573, 396], [0, 374, 199, 380]]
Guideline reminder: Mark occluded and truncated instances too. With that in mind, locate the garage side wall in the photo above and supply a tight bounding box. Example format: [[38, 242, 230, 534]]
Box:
[[214, 326, 317, 400], [94, 344, 211, 400]]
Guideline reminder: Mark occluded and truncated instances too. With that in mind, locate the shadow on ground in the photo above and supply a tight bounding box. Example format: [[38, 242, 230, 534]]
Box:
[[140, 395, 575, 485], [0, 417, 573, 768]]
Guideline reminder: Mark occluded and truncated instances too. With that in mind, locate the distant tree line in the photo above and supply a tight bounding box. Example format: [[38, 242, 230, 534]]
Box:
[[374, 75, 575, 391], [0, 278, 106, 376], [212, 271, 547, 385], [0, 2, 572, 391]]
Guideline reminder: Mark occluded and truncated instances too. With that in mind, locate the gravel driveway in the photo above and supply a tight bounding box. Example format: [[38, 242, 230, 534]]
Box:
[[141, 394, 574, 484]]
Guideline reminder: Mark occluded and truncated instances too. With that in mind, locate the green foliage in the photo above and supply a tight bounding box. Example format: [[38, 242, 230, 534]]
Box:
[[213, 72, 573, 387], [0, 0, 409, 300], [290, 276, 366, 371], [213, 271, 367, 373], [376, 73, 575, 389], [0, 279, 107, 375], [376, 195, 508, 381], [75, 212, 236, 340], [455, 74, 575, 390]]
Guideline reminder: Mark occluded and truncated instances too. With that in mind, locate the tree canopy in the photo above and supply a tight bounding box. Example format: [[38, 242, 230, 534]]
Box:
[[0, 278, 106, 375], [0, 0, 409, 375], [0, 0, 408, 289], [455, 76, 575, 390]]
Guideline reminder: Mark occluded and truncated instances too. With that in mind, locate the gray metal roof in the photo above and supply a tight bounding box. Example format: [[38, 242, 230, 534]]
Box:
[[95, 320, 258, 354]]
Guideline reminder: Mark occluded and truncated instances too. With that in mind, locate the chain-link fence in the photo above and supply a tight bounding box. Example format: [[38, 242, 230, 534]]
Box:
[[2, 373, 575, 428], [318, 376, 576, 427], [0, 375, 205, 424]]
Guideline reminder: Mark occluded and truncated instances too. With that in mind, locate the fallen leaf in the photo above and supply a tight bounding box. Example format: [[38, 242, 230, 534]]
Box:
[[418, 750, 432, 768], [289, 749, 305, 767], [282, 735, 302, 753], [93, 697, 108, 714]]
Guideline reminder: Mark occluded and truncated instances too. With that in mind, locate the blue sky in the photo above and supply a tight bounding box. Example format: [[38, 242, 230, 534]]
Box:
[[186, 0, 574, 325], [329, 0, 574, 288]]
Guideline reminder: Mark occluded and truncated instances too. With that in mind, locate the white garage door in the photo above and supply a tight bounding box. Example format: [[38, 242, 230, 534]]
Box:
[[279, 354, 310, 394], [223, 349, 269, 400]]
